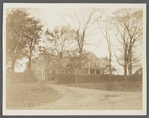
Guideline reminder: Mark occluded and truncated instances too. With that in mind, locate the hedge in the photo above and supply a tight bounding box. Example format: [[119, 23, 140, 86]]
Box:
[[55, 74, 142, 84]]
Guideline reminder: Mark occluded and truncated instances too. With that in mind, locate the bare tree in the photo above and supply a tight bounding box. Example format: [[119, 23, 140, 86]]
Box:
[[96, 17, 112, 75], [112, 8, 143, 80], [125, 9, 143, 75], [62, 8, 104, 71]]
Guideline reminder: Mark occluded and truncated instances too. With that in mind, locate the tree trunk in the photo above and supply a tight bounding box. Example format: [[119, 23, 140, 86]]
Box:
[[59, 52, 63, 58], [109, 51, 112, 75], [128, 63, 132, 75], [128, 48, 132, 75], [28, 56, 31, 72], [124, 66, 127, 75], [124, 51, 128, 81], [107, 42, 112, 75], [107, 44, 111, 80], [28, 50, 32, 72], [79, 50, 82, 71], [11, 58, 16, 72], [124, 60, 128, 81]]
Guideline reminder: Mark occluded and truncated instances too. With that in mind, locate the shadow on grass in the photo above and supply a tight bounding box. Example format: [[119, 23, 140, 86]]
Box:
[[5, 72, 61, 110]]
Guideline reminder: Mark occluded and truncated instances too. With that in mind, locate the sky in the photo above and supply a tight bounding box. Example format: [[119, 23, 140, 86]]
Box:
[[4, 4, 145, 74]]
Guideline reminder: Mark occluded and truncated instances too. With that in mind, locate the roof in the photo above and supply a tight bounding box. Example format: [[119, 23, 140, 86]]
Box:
[[31, 50, 108, 63], [85, 51, 100, 61]]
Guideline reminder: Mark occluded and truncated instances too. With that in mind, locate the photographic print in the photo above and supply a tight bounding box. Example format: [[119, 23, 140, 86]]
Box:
[[3, 3, 147, 115]]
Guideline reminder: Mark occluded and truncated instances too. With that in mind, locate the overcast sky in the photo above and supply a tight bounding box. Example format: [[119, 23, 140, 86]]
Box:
[[4, 4, 145, 74]]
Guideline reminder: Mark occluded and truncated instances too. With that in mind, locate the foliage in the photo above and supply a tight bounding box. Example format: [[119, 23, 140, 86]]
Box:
[[104, 65, 116, 74], [66, 50, 91, 74], [45, 25, 76, 58], [21, 15, 43, 71], [6, 8, 29, 71], [6, 8, 43, 72]]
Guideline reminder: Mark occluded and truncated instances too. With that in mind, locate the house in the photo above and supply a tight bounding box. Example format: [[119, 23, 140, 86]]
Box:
[[26, 54, 69, 81], [83, 52, 109, 74], [26, 52, 109, 81], [134, 68, 142, 75]]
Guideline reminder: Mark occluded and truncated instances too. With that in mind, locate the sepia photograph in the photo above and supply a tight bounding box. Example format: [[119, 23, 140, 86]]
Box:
[[3, 3, 146, 115]]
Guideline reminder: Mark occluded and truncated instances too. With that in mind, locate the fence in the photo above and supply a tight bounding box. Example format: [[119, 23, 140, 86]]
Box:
[[55, 74, 142, 84]]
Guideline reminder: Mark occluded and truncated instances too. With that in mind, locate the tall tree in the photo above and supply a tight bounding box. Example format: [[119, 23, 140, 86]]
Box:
[[63, 8, 103, 71], [125, 9, 143, 75], [112, 8, 143, 80], [6, 8, 29, 72], [22, 17, 43, 71], [96, 17, 112, 75]]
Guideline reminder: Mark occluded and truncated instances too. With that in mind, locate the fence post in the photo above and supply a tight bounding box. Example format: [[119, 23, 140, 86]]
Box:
[[76, 74, 77, 84]]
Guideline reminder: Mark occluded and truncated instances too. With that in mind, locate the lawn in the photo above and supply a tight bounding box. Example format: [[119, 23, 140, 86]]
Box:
[[6, 82, 61, 110], [66, 81, 142, 92]]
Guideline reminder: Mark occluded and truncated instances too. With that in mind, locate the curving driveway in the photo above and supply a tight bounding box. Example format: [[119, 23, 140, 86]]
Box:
[[32, 83, 142, 110]]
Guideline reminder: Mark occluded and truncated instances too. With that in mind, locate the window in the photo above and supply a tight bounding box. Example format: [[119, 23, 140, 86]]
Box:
[[90, 69, 95, 74], [85, 63, 87, 67], [94, 62, 97, 67], [98, 62, 100, 68], [41, 71, 44, 76], [90, 62, 94, 68]]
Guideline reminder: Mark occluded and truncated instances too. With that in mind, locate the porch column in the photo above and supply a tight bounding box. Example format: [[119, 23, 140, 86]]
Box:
[[44, 70, 45, 80]]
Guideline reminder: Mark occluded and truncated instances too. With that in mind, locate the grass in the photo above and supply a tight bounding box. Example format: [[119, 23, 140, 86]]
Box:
[[6, 82, 61, 110], [66, 81, 142, 92]]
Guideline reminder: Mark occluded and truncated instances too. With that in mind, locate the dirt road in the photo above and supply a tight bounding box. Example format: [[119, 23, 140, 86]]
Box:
[[32, 84, 142, 110]]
